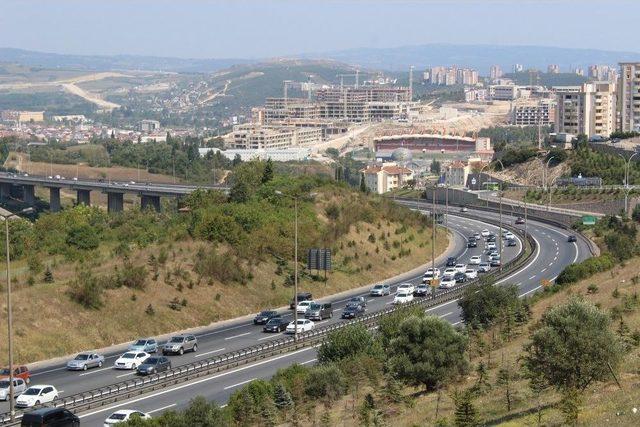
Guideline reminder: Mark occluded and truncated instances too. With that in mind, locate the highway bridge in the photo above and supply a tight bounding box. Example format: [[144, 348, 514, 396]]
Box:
[[0, 172, 227, 212], [0, 203, 595, 425]]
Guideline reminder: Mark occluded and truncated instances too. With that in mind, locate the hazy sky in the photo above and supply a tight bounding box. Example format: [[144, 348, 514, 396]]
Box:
[[1, 0, 638, 58]]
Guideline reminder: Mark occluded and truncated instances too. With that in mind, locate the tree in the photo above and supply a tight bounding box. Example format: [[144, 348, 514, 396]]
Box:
[[496, 361, 519, 411], [273, 383, 294, 411], [232, 153, 242, 167], [318, 323, 382, 364], [66, 224, 100, 251], [430, 159, 441, 175], [387, 316, 469, 392], [261, 158, 274, 184], [360, 172, 367, 193], [458, 283, 528, 330], [43, 267, 54, 283], [227, 379, 275, 426], [452, 389, 481, 427], [523, 298, 624, 422]]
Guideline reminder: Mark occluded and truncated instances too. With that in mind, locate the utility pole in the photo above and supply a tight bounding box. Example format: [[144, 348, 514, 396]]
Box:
[[431, 185, 436, 297]]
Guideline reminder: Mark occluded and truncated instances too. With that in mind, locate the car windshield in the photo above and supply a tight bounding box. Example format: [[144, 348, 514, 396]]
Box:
[[259, 311, 273, 316], [266, 319, 280, 325], [0, 381, 9, 388], [309, 303, 321, 310], [0, 369, 9, 375], [169, 337, 184, 343], [24, 388, 41, 396], [108, 413, 127, 420], [74, 354, 89, 360], [296, 320, 306, 325], [122, 353, 136, 359], [134, 340, 147, 346], [145, 358, 159, 364], [373, 285, 382, 289]]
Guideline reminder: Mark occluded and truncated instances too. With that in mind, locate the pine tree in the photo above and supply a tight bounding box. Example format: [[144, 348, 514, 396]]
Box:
[[274, 383, 294, 411], [496, 362, 519, 411], [452, 389, 481, 427], [473, 361, 491, 395], [360, 172, 367, 193], [262, 159, 274, 184], [43, 267, 54, 283]]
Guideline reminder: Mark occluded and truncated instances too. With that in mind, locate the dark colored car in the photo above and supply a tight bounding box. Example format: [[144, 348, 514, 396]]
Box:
[[486, 234, 496, 242], [21, 407, 79, 427], [506, 239, 517, 247], [453, 272, 467, 284], [490, 259, 502, 267], [263, 318, 290, 333], [342, 304, 365, 319], [515, 217, 525, 225], [413, 284, 431, 297], [136, 356, 171, 375], [567, 235, 577, 243], [347, 296, 367, 308], [290, 292, 313, 309], [253, 310, 280, 325], [446, 257, 457, 267], [467, 239, 477, 248]]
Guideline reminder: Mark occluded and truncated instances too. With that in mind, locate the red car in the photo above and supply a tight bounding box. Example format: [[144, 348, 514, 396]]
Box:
[[515, 217, 525, 225], [0, 366, 30, 384]]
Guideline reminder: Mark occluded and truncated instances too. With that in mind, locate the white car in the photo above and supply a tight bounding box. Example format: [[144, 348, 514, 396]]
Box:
[[464, 269, 478, 279], [15, 385, 58, 408], [481, 229, 490, 237], [504, 232, 515, 240], [487, 242, 497, 251], [296, 300, 314, 314], [439, 276, 457, 289], [286, 319, 314, 334], [397, 283, 415, 294], [454, 264, 467, 274], [478, 262, 491, 273], [0, 378, 26, 401], [114, 352, 150, 370], [443, 268, 456, 277], [424, 268, 440, 278], [104, 409, 151, 426], [469, 256, 482, 265], [393, 292, 414, 304]]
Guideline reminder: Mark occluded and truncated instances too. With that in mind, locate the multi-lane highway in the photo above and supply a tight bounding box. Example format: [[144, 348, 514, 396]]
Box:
[[6, 205, 591, 425]]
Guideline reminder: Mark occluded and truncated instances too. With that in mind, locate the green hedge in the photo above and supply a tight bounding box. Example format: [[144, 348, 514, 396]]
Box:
[[555, 253, 616, 285]]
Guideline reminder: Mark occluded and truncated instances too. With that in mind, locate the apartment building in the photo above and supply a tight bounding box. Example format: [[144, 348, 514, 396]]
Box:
[[489, 65, 503, 80], [263, 98, 320, 122], [1, 110, 44, 122], [554, 82, 616, 138], [619, 62, 640, 132], [136, 119, 161, 133], [428, 66, 478, 86], [512, 100, 556, 126], [361, 162, 414, 194], [229, 124, 322, 150], [489, 85, 520, 101], [444, 161, 470, 188], [548, 64, 560, 74]]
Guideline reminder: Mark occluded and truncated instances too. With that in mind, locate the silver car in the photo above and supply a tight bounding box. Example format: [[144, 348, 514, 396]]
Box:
[[0, 378, 26, 400], [67, 353, 105, 371], [162, 335, 197, 355]]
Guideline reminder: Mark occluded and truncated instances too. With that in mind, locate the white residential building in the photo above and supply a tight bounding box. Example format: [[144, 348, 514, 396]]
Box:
[[554, 82, 616, 138], [361, 162, 414, 194], [444, 161, 470, 187], [620, 62, 640, 132]]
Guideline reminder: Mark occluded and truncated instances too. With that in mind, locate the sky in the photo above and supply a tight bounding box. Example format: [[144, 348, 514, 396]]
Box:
[[1, 0, 638, 59]]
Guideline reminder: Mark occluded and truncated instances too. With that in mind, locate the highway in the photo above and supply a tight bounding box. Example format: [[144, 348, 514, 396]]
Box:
[[6, 206, 591, 425]]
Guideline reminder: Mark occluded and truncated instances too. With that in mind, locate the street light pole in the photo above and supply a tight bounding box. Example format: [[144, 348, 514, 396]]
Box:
[[432, 185, 436, 297], [495, 159, 505, 270], [293, 196, 298, 342], [618, 152, 639, 216]]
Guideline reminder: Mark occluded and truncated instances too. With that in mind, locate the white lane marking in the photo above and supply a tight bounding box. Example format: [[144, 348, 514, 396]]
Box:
[[554, 256, 558, 261], [520, 286, 541, 297], [78, 346, 316, 419], [116, 371, 136, 378], [439, 311, 454, 318], [31, 366, 67, 376], [224, 378, 256, 390], [301, 358, 317, 365], [78, 367, 112, 376], [528, 275, 536, 280], [572, 242, 579, 263], [197, 322, 254, 338], [149, 404, 176, 414], [541, 268, 547, 273], [257, 334, 281, 341], [496, 232, 540, 285], [452, 321, 462, 326], [224, 332, 251, 341], [426, 299, 457, 312], [194, 348, 225, 358]]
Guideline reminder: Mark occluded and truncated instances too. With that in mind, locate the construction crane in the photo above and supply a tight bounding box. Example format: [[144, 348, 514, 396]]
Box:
[[337, 70, 360, 88]]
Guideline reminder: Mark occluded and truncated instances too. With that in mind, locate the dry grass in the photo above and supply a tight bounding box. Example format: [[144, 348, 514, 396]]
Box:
[[0, 221, 448, 364]]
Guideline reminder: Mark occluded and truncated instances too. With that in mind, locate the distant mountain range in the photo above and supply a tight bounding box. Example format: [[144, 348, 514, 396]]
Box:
[[1, 44, 640, 75]]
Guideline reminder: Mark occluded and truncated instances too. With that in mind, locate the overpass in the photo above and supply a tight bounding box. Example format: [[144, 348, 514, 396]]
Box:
[[0, 172, 228, 213]]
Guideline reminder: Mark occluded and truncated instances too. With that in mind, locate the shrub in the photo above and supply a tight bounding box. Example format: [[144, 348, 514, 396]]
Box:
[[304, 364, 347, 402], [67, 270, 104, 309], [116, 262, 148, 290], [556, 254, 616, 285]]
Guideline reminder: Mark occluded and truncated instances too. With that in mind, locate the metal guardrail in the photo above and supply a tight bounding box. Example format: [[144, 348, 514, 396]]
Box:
[[0, 212, 534, 425]]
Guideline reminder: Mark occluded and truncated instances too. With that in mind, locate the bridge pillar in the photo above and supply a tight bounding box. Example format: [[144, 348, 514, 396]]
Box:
[[140, 194, 161, 212], [49, 187, 61, 212], [23, 185, 35, 205], [0, 183, 12, 201], [107, 192, 124, 213], [76, 189, 91, 206]]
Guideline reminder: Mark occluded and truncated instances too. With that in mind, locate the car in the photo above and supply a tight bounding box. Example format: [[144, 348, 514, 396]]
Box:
[[446, 257, 457, 267], [54, 175, 61, 180], [467, 239, 477, 248], [128, 338, 158, 353], [469, 255, 482, 265], [286, 319, 314, 334], [487, 242, 497, 251], [0, 366, 30, 384], [506, 239, 517, 247], [473, 232, 481, 240], [439, 276, 457, 289], [393, 292, 414, 304], [136, 356, 171, 375], [295, 300, 314, 314], [443, 267, 456, 277], [66, 353, 105, 371], [515, 217, 525, 224], [490, 259, 502, 267], [454, 263, 467, 274], [397, 283, 415, 294], [263, 317, 290, 333], [486, 234, 497, 242], [253, 310, 280, 325], [490, 252, 501, 260], [504, 232, 515, 240], [72, 177, 78, 181], [305, 302, 333, 321], [453, 272, 467, 283], [162, 335, 197, 355], [342, 304, 365, 319], [15, 385, 58, 408], [424, 267, 440, 278], [370, 283, 391, 296], [413, 284, 431, 297], [464, 269, 478, 279], [568, 235, 577, 243], [21, 407, 79, 427], [290, 292, 313, 309], [0, 378, 26, 401], [460, 206, 468, 212], [130, 181, 136, 185], [481, 229, 490, 237], [103, 409, 151, 426], [348, 296, 367, 308], [114, 352, 150, 370], [478, 262, 491, 273]]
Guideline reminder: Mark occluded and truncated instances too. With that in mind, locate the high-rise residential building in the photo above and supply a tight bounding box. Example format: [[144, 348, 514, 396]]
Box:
[[489, 65, 503, 80], [513, 64, 524, 73], [554, 82, 616, 138], [512, 99, 556, 126], [574, 68, 584, 76], [428, 66, 478, 86], [619, 62, 640, 132], [589, 65, 618, 83], [548, 64, 560, 74]]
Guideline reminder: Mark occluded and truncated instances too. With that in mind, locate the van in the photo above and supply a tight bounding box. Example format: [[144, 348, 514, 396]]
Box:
[[21, 407, 79, 427], [290, 292, 313, 309], [304, 302, 332, 321]]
